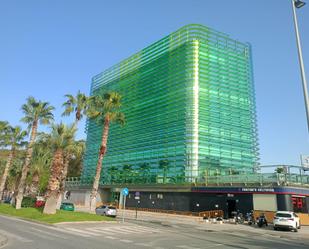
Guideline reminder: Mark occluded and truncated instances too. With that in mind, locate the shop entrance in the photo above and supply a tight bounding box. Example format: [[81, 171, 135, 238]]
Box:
[[111, 192, 120, 207], [227, 199, 236, 217]]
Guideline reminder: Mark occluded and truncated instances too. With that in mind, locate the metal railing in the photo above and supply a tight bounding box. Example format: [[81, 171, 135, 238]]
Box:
[[66, 172, 309, 188]]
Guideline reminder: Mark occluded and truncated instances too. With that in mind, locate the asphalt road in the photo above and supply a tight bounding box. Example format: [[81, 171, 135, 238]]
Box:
[[1, 215, 309, 249]]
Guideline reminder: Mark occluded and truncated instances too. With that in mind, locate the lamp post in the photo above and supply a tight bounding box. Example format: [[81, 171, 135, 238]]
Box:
[[291, 0, 309, 132]]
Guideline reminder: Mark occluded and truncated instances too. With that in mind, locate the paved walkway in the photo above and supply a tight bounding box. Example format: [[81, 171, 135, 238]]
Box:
[[0, 233, 8, 248]]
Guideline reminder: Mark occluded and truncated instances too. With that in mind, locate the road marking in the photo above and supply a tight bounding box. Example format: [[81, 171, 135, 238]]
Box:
[[112, 226, 151, 234], [30, 227, 68, 239], [121, 226, 159, 233], [85, 228, 115, 235], [66, 228, 103, 236], [64, 228, 95, 237], [24, 230, 55, 241], [0, 229, 32, 243], [105, 236, 116, 240], [119, 239, 133, 243], [135, 242, 152, 247], [176, 245, 201, 249], [206, 244, 224, 248], [84, 225, 160, 236]]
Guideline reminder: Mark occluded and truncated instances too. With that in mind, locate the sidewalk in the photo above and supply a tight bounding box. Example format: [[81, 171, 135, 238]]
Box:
[[0, 233, 8, 248]]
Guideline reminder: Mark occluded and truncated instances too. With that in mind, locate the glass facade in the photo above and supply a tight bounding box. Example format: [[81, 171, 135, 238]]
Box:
[[81, 24, 259, 185]]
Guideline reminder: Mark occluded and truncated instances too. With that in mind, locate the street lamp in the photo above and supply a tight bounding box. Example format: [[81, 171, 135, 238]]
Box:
[[295, 0, 306, 8], [291, 0, 309, 133]]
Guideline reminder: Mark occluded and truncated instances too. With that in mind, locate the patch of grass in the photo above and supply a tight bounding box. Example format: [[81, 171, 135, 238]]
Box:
[[0, 204, 114, 224]]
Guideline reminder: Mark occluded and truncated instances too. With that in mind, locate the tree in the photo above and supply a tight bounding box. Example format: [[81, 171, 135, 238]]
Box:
[[43, 123, 76, 214], [0, 126, 27, 200], [58, 92, 89, 207], [56, 139, 84, 209], [123, 164, 133, 183], [159, 159, 170, 184], [15, 97, 54, 209], [275, 167, 285, 174], [139, 162, 151, 183], [0, 121, 9, 143], [66, 140, 85, 178], [62, 91, 89, 127], [108, 166, 118, 184], [87, 91, 125, 212], [27, 134, 52, 197], [6, 158, 24, 201]]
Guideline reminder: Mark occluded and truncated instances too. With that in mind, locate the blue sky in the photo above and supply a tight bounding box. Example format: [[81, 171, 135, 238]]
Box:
[[0, 0, 308, 166]]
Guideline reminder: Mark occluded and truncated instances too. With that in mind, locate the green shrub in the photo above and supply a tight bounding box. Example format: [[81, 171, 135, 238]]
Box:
[[21, 197, 36, 207]]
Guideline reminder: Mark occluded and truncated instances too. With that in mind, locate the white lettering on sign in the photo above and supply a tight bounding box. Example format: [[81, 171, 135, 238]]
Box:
[[241, 188, 274, 192]]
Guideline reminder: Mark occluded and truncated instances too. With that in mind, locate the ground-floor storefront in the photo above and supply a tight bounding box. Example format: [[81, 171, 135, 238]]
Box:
[[68, 185, 309, 219]]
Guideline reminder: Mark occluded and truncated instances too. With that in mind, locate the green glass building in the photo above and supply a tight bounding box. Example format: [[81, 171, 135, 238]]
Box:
[[81, 24, 259, 186]]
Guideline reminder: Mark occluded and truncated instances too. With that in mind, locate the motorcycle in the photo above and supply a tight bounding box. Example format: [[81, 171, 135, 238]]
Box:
[[257, 214, 268, 227], [246, 212, 255, 225], [232, 211, 244, 224]]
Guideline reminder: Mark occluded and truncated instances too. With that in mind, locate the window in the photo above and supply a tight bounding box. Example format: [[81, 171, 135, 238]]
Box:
[[157, 194, 163, 199]]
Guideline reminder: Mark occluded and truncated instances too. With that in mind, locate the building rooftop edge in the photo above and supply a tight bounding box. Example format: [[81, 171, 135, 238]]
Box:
[[90, 23, 250, 91]]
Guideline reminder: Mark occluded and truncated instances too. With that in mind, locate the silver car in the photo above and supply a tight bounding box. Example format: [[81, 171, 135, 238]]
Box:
[[95, 205, 117, 217]]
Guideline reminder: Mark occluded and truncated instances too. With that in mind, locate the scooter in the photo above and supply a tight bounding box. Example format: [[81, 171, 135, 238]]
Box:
[[235, 212, 244, 224], [246, 212, 255, 225], [257, 214, 268, 227]]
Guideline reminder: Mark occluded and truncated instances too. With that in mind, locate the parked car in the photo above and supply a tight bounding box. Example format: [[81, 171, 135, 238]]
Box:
[[3, 197, 11, 204], [273, 211, 300, 232], [95, 205, 117, 217], [60, 202, 75, 211], [35, 196, 45, 208]]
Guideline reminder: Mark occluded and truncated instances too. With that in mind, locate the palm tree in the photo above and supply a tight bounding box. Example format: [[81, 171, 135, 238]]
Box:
[[0, 121, 9, 143], [43, 123, 76, 214], [58, 92, 89, 206], [108, 166, 118, 184], [123, 164, 133, 183], [159, 159, 170, 184], [7, 159, 24, 203], [0, 126, 27, 200], [66, 140, 85, 178], [56, 139, 84, 209], [139, 162, 151, 183], [15, 97, 54, 209], [27, 135, 52, 197], [87, 91, 125, 212], [62, 91, 89, 127]]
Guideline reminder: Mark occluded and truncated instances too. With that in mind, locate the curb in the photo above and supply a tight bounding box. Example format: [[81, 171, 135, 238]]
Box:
[[55, 220, 118, 225], [0, 234, 8, 248]]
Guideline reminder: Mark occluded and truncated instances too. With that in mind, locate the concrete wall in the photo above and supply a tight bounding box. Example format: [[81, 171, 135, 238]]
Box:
[[69, 189, 106, 207]]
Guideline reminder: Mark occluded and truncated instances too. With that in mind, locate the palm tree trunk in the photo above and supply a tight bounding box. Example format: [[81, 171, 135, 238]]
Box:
[[43, 149, 64, 214], [56, 153, 70, 209], [15, 120, 38, 209], [10, 174, 22, 205], [89, 116, 110, 212], [0, 149, 15, 200], [55, 116, 79, 209], [28, 171, 40, 198]]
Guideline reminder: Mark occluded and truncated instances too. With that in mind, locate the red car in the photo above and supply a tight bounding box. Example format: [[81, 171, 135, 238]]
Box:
[[35, 197, 45, 208]]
